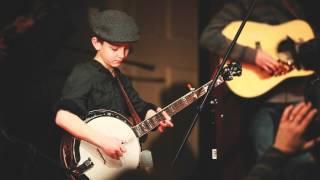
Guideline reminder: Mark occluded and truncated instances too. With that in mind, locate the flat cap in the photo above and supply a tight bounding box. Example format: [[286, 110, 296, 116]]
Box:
[[90, 9, 140, 43]]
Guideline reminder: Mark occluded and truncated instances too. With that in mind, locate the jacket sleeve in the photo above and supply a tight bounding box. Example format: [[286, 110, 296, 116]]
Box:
[[53, 64, 92, 119], [199, 1, 257, 64]]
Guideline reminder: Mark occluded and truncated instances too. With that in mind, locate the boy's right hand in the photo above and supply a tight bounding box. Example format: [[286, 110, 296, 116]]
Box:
[[99, 136, 127, 160]]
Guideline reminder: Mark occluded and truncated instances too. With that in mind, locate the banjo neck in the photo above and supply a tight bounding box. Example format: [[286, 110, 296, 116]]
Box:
[[132, 78, 222, 138], [131, 60, 242, 138]]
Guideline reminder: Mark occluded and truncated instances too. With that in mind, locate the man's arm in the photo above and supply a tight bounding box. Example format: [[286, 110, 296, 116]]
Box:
[[199, 2, 254, 62], [199, 2, 282, 75]]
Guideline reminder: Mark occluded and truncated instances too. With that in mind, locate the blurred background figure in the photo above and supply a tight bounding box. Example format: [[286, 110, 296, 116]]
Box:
[[199, 0, 320, 179], [245, 102, 320, 180]]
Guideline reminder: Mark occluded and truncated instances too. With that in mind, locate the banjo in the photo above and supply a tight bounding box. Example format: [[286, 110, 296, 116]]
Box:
[[60, 62, 241, 180]]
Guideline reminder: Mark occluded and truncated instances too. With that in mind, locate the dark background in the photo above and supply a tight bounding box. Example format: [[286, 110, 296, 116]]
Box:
[[0, 0, 319, 179]]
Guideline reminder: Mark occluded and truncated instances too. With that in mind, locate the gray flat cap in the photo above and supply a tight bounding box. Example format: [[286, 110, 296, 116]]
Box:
[[90, 9, 140, 43]]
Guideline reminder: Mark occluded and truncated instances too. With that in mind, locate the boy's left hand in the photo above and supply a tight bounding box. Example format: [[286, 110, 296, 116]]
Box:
[[145, 108, 174, 133], [156, 107, 173, 133]]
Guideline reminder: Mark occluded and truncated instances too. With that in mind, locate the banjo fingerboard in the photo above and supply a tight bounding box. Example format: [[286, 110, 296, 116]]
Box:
[[132, 77, 224, 138]]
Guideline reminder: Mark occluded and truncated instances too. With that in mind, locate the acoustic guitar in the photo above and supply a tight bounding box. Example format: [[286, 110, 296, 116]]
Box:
[[222, 19, 315, 98]]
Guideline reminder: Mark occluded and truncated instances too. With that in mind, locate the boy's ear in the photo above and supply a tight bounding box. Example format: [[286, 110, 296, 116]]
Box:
[[91, 37, 101, 50]]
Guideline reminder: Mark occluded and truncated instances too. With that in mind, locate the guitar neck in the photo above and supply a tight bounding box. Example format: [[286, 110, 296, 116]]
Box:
[[132, 76, 224, 138]]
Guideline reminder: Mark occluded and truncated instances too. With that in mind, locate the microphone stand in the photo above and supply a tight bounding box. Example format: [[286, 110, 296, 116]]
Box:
[[170, 0, 257, 169]]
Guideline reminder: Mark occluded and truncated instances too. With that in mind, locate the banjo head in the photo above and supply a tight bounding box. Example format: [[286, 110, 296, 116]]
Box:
[[60, 109, 141, 180]]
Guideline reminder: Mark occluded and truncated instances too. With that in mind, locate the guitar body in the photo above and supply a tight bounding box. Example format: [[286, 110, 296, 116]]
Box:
[[222, 19, 315, 98], [60, 109, 141, 180]]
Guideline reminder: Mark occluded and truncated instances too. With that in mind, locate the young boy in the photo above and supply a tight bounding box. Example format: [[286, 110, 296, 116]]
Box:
[[54, 9, 173, 168]]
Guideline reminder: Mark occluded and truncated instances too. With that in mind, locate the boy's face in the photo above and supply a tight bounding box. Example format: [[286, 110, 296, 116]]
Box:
[[93, 37, 131, 68]]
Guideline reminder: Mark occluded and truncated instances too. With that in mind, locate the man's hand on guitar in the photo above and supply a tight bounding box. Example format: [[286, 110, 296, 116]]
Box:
[[255, 50, 283, 75], [99, 136, 127, 160]]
